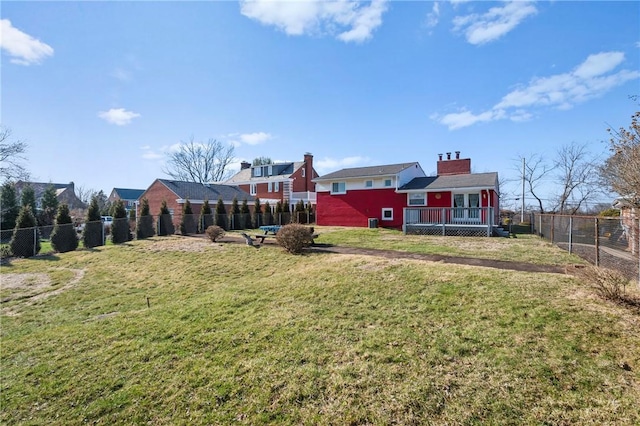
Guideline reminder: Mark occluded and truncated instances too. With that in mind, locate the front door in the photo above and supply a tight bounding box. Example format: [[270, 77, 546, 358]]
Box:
[[453, 193, 480, 222]]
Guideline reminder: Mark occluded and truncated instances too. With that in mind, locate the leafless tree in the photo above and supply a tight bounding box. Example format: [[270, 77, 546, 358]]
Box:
[[517, 153, 554, 213], [552, 142, 602, 214], [0, 126, 29, 182], [163, 137, 235, 183], [75, 185, 96, 205], [600, 111, 640, 205]]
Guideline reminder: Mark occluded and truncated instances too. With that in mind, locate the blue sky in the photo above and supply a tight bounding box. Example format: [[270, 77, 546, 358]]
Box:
[[2, 1, 639, 209]]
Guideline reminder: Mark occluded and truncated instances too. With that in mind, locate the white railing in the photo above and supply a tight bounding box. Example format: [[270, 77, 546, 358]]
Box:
[[404, 207, 496, 236], [291, 191, 317, 204]]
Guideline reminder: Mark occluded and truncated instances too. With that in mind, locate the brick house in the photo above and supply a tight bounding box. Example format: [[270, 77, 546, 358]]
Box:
[[108, 188, 145, 214], [224, 153, 318, 210], [15, 181, 86, 210], [139, 179, 254, 224]]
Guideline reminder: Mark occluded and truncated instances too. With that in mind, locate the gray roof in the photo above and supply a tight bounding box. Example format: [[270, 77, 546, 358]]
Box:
[[398, 172, 499, 191], [112, 188, 145, 201], [315, 162, 420, 181], [157, 179, 254, 202], [225, 161, 303, 184]]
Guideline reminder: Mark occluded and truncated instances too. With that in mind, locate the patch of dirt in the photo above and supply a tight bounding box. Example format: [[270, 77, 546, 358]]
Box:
[[144, 237, 222, 252], [1, 268, 85, 316]]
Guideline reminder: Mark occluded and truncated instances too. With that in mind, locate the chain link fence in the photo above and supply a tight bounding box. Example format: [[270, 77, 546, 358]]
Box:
[[533, 213, 640, 284]]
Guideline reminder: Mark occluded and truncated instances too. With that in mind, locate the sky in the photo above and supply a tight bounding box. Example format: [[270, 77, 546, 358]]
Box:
[[1, 0, 639, 210]]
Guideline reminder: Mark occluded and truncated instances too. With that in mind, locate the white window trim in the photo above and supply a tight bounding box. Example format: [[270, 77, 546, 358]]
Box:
[[384, 179, 392, 187], [408, 192, 426, 206], [331, 182, 347, 194], [382, 208, 393, 221], [250, 183, 257, 195], [268, 182, 273, 192], [365, 180, 373, 188], [268, 165, 273, 176], [301, 168, 306, 178], [274, 181, 280, 192]]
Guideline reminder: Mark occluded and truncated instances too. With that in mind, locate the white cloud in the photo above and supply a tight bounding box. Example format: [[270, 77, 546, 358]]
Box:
[[98, 108, 141, 126], [111, 67, 132, 82], [435, 51, 640, 130], [452, 1, 537, 45], [425, 2, 440, 29], [0, 19, 54, 65], [240, 0, 388, 43], [315, 155, 370, 173], [240, 132, 273, 145]]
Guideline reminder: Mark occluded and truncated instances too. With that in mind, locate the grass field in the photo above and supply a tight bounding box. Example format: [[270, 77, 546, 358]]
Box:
[[1, 231, 639, 425]]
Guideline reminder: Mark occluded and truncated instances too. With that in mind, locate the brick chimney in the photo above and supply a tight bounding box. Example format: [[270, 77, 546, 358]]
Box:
[[437, 151, 471, 176], [240, 161, 251, 170], [303, 152, 314, 191]]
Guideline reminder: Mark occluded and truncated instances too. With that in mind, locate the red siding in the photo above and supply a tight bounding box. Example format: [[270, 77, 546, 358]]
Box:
[[317, 189, 406, 228]]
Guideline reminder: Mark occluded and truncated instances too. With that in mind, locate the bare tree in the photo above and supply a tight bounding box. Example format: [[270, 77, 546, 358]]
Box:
[[600, 111, 640, 205], [0, 126, 29, 182], [75, 185, 96, 205], [517, 153, 554, 213], [552, 142, 602, 214], [163, 137, 235, 183]]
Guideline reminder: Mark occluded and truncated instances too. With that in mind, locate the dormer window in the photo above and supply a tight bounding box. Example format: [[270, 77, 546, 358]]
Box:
[[254, 167, 262, 177], [268, 165, 273, 176]]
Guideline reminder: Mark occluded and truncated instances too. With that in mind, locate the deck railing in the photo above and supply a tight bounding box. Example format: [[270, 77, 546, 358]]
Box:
[[403, 207, 496, 236]]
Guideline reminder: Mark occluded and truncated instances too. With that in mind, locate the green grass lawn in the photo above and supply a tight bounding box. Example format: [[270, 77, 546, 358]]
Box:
[[1, 235, 638, 425]]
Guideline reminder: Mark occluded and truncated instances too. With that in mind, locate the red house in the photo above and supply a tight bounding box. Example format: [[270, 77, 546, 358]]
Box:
[[224, 153, 318, 209], [315, 152, 502, 236], [314, 162, 426, 228]]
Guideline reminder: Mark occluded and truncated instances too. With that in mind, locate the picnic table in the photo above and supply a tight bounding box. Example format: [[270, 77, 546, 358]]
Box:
[[258, 225, 282, 235]]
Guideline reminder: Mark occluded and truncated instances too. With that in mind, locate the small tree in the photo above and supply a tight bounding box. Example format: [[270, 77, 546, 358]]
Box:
[[10, 205, 41, 257], [158, 200, 175, 236], [230, 197, 241, 230], [39, 184, 59, 227], [136, 198, 155, 239], [1, 181, 19, 231], [51, 203, 78, 253], [110, 199, 130, 244], [263, 201, 273, 226], [199, 199, 213, 233], [82, 195, 104, 248], [20, 185, 37, 219], [275, 201, 283, 225], [294, 200, 306, 223], [252, 198, 262, 228], [240, 199, 250, 230], [215, 197, 227, 230], [180, 199, 196, 235]]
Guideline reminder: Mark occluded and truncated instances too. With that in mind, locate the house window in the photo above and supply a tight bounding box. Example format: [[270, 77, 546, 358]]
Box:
[[365, 180, 373, 188], [250, 183, 257, 195], [408, 193, 426, 206], [254, 167, 262, 177], [382, 208, 393, 221], [268, 182, 273, 192], [331, 182, 346, 194], [268, 165, 273, 176], [301, 168, 306, 178], [384, 179, 392, 187], [274, 182, 280, 192]]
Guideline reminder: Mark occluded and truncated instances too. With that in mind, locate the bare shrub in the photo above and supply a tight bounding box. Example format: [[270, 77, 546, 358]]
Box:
[[276, 224, 314, 254], [205, 225, 225, 242], [576, 265, 630, 301]]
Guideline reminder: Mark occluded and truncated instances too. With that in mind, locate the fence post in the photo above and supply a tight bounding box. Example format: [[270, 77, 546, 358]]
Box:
[[441, 208, 446, 236], [568, 216, 573, 254], [550, 215, 555, 244], [33, 227, 37, 255], [594, 217, 599, 267]]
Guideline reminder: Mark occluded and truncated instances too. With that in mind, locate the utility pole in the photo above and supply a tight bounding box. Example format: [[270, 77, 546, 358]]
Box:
[[521, 157, 525, 223]]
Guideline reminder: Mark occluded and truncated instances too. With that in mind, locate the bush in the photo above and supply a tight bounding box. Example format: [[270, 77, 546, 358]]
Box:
[[199, 200, 213, 234], [10, 205, 41, 258], [137, 198, 155, 239], [51, 204, 79, 253], [205, 225, 225, 242], [83, 196, 104, 248], [110, 200, 131, 244], [275, 224, 314, 254], [157, 200, 175, 236], [576, 265, 630, 301]]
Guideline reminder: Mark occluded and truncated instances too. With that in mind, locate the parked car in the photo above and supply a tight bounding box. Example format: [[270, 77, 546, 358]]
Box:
[[101, 216, 114, 227]]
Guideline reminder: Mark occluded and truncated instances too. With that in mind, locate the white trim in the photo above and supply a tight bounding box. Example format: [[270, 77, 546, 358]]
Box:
[[408, 192, 426, 206], [250, 183, 257, 195], [331, 182, 347, 194], [382, 208, 393, 221], [365, 179, 373, 188]]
